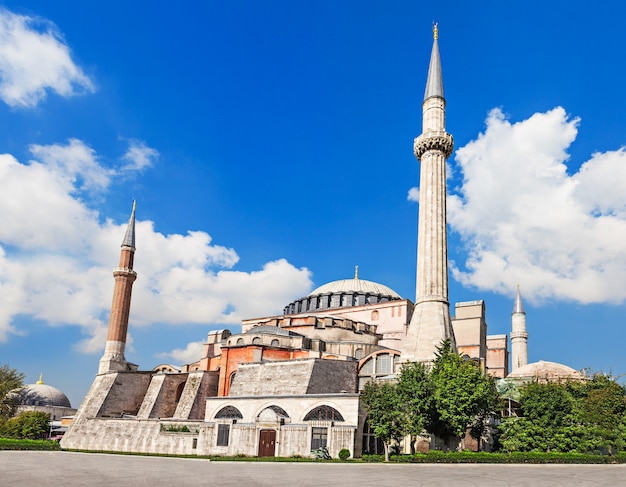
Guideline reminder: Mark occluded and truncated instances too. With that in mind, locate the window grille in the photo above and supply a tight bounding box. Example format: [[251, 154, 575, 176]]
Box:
[[304, 405, 344, 422], [215, 406, 243, 419]]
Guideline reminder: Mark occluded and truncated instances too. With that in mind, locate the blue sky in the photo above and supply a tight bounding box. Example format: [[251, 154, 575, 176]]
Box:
[[1, 1, 625, 407]]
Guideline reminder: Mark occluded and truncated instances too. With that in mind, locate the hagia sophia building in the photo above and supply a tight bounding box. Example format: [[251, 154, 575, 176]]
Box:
[[60, 25, 581, 457]]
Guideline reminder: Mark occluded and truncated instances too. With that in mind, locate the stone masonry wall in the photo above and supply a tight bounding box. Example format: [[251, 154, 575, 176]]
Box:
[[230, 359, 358, 397], [97, 372, 152, 417], [173, 371, 218, 420], [307, 360, 357, 394]]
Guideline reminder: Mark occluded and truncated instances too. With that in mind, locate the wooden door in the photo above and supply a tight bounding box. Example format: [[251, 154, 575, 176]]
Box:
[[258, 429, 276, 457]]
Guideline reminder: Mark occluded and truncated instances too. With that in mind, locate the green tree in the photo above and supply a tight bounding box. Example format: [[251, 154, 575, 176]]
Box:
[[499, 381, 581, 452], [361, 381, 405, 461], [0, 411, 50, 439], [429, 340, 499, 443], [0, 364, 25, 422], [577, 375, 626, 454], [396, 361, 433, 453]]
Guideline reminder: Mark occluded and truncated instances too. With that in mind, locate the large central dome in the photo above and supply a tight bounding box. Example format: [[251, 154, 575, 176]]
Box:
[[309, 279, 401, 298], [284, 276, 402, 315]]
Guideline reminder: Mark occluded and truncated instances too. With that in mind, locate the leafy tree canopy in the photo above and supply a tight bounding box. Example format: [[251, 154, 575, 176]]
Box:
[[429, 339, 500, 440], [396, 361, 433, 437], [0, 411, 50, 440], [361, 381, 405, 461], [499, 374, 626, 454], [361, 339, 500, 454], [0, 364, 25, 422]]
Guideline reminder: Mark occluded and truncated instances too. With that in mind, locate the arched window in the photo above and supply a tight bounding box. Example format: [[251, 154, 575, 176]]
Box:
[[304, 405, 344, 422], [215, 406, 243, 420], [354, 348, 364, 359], [252, 337, 261, 345], [236, 338, 244, 345], [257, 405, 290, 422], [267, 405, 289, 417], [371, 310, 379, 321], [229, 371, 237, 387], [270, 339, 279, 347], [357, 351, 402, 391]]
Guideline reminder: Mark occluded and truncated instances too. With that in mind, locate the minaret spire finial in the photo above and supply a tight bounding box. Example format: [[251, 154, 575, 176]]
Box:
[[354, 265, 359, 280], [423, 23, 444, 101], [122, 200, 136, 249], [36, 373, 44, 385]]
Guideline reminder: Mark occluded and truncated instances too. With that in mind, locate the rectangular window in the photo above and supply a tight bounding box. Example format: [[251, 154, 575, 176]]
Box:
[[311, 427, 327, 450], [376, 355, 391, 374], [217, 423, 230, 446]]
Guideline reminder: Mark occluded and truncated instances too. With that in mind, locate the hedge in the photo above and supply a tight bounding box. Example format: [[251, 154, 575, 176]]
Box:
[[0, 438, 62, 451]]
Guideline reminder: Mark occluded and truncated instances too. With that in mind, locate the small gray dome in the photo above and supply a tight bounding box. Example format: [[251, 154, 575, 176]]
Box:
[[508, 361, 583, 381], [17, 378, 71, 408]]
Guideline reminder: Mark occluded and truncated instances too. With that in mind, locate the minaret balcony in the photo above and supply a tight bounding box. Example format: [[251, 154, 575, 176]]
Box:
[[113, 267, 137, 277], [414, 131, 454, 160], [510, 331, 528, 340]]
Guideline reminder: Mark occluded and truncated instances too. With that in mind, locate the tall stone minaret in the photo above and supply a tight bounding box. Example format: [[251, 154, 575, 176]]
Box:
[[99, 202, 138, 374], [510, 286, 528, 372], [402, 24, 456, 363]]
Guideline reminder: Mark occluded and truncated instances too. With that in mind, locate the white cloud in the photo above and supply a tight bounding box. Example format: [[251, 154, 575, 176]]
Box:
[[0, 8, 94, 107], [407, 186, 419, 203], [157, 341, 204, 365], [0, 138, 151, 252], [30, 138, 112, 192], [0, 140, 312, 347], [449, 107, 626, 304], [121, 140, 159, 171]]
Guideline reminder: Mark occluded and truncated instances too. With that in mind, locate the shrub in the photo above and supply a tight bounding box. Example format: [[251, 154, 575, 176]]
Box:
[[338, 448, 350, 461], [0, 411, 49, 440]]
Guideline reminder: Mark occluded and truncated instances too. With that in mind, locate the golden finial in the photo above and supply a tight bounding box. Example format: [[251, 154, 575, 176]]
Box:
[[433, 22, 439, 40], [36, 373, 44, 385], [354, 265, 359, 280]]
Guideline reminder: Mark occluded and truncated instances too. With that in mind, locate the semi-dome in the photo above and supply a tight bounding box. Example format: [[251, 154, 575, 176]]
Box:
[[508, 360, 583, 381], [16, 376, 72, 408], [284, 271, 402, 315]]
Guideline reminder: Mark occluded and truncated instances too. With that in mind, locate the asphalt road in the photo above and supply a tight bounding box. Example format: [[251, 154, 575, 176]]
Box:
[[1, 451, 625, 486]]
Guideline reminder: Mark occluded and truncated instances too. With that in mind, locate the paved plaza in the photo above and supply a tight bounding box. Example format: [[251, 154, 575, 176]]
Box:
[[2, 451, 626, 486]]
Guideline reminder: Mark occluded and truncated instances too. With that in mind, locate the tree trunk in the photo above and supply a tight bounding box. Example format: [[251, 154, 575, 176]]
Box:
[[383, 441, 389, 462]]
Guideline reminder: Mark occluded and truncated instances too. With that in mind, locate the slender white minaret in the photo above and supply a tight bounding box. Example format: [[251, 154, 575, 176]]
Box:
[[99, 202, 137, 374], [510, 286, 528, 372], [402, 24, 456, 363]]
